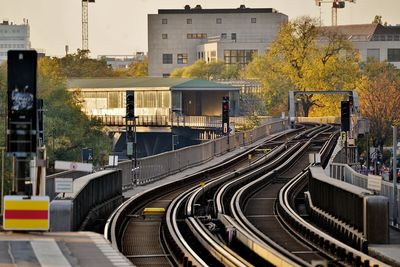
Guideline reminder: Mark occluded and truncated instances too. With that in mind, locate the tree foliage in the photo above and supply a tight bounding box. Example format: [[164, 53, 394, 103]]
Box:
[[38, 57, 112, 166], [56, 49, 114, 78], [357, 59, 400, 146], [114, 57, 148, 77], [245, 16, 360, 116], [171, 60, 241, 80], [0, 57, 112, 167]]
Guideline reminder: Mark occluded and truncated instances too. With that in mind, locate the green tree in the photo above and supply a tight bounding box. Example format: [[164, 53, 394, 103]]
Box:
[[57, 49, 114, 78], [245, 16, 360, 116], [37, 57, 112, 166], [114, 57, 149, 77]]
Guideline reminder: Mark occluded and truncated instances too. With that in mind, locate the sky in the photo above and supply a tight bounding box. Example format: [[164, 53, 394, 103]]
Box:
[[1, 0, 399, 57]]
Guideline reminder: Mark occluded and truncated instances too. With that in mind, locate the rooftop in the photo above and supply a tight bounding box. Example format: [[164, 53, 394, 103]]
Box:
[[158, 5, 278, 14], [320, 23, 400, 40], [68, 77, 239, 91]]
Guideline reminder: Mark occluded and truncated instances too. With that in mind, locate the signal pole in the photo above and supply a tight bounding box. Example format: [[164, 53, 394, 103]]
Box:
[[126, 91, 138, 187], [222, 96, 230, 145], [393, 126, 398, 226]]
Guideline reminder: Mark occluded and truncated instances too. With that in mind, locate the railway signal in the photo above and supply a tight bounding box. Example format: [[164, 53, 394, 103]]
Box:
[[222, 96, 229, 135], [126, 91, 135, 120], [341, 100, 350, 132], [7, 50, 38, 157]]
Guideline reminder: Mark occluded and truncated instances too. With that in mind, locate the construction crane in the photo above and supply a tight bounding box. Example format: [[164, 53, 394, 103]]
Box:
[[315, 0, 356, 26], [82, 0, 95, 51]]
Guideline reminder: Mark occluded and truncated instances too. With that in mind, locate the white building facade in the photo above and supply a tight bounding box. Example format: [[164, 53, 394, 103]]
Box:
[[0, 20, 31, 64], [322, 24, 400, 68], [148, 5, 288, 77]]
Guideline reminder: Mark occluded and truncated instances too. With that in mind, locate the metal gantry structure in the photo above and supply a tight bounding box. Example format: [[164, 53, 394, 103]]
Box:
[[315, 0, 356, 26], [82, 0, 95, 51]]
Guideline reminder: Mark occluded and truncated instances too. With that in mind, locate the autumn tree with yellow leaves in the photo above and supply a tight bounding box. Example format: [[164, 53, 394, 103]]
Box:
[[245, 16, 360, 116]]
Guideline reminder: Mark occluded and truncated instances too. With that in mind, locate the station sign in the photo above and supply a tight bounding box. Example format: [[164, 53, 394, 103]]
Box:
[[3, 195, 49, 231], [367, 174, 382, 192], [54, 160, 93, 172], [55, 178, 73, 193]]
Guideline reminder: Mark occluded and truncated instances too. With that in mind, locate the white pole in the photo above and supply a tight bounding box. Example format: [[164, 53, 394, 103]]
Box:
[[393, 126, 398, 225]]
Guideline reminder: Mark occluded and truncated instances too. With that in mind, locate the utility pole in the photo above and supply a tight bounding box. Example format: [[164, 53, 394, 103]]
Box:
[[82, 0, 95, 51], [393, 126, 398, 226]]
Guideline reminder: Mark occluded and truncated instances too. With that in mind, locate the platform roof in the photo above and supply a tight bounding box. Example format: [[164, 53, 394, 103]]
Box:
[[68, 77, 239, 91]]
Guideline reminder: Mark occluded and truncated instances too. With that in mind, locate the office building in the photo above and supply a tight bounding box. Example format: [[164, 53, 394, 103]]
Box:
[[321, 23, 400, 68], [148, 5, 288, 77], [0, 19, 31, 64]]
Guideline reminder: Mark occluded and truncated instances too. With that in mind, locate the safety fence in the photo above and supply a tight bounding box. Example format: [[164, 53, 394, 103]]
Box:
[[89, 115, 273, 128], [115, 119, 287, 188], [330, 162, 400, 227]]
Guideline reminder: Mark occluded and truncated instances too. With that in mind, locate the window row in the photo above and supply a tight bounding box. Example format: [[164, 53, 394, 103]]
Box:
[[0, 43, 25, 48], [162, 53, 188, 64], [0, 29, 22, 33], [367, 48, 400, 62], [82, 91, 171, 109], [160, 18, 257, 24], [371, 35, 400, 41], [224, 49, 257, 65], [162, 32, 239, 40]]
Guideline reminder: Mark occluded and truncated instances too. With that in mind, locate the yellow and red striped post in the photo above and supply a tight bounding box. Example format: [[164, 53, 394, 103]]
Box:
[[3, 196, 49, 231]]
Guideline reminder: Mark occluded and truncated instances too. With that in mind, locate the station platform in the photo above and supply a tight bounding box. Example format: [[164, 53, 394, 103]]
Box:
[[0, 231, 133, 267]]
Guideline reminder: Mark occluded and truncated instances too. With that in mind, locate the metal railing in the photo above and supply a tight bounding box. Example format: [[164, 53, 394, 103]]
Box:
[[330, 162, 400, 226], [50, 169, 122, 231], [114, 119, 287, 188], [89, 115, 274, 128]]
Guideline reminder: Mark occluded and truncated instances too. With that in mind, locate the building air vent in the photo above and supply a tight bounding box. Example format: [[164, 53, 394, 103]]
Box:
[[184, 5, 190, 10]]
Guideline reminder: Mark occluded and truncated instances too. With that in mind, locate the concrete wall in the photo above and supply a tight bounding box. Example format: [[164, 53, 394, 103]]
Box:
[[353, 40, 400, 68]]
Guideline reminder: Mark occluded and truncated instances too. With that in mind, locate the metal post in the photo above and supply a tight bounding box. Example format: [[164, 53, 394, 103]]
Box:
[[1, 147, 4, 214], [393, 126, 398, 225], [344, 131, 348, 164]]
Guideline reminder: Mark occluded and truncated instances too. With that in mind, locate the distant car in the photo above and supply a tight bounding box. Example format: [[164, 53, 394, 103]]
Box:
[[389, 168, 400, 182]]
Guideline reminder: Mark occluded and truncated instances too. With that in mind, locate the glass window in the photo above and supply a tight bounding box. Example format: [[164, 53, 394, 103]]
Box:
[[251, 18, 257, 23], [146, 92, 157, 107], [388, 49, 400, 62], [177, 53, 188, 64], [224, 49, 258, 67], [187, 18, 192, 24], [221, 33, 227, 39], [367, 49, 380, 60], [162, 54, 173, 64], [135, 91, 143, 107], [162, 18, 168, 24], [163, 73, 170, 78], [216, 18, 222, 24], [187, 33, 207, 39], [231, 33, 237, 41], [162, 33, 168, 39], [108, 92, 120, 108]]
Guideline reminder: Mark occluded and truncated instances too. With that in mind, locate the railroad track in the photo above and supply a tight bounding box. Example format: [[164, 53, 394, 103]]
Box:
[[105, 126, 306, 266], [106, 124, 386, 266]]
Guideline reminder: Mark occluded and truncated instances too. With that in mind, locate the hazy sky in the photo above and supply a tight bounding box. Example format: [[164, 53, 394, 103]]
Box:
[[1, 0, 399, 57]]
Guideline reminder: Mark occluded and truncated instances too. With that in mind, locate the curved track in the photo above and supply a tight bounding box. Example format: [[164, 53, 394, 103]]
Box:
[[106, 124, 387, 266]]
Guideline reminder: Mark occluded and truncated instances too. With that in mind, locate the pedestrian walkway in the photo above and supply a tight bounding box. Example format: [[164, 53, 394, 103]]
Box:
[[0, 231, 133, 267]]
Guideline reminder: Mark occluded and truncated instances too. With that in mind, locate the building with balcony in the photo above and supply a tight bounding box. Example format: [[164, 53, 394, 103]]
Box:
[[148, 5, 288, 77], [0, 19, 31, 64], [320, 23, 400, 68]]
